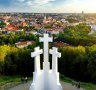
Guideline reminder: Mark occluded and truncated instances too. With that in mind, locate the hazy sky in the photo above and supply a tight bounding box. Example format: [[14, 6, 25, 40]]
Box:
[[0, 0, 96, 13]]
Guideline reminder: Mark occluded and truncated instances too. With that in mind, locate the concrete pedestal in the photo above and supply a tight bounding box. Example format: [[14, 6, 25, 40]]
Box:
[[29, 70, 62, 90]]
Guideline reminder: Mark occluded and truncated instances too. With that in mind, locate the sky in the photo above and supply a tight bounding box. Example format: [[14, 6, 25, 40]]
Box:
[[0, 0, 96, 13]]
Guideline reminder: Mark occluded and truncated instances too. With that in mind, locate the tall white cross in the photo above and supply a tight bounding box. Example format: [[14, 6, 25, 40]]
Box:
[[31, 47, 43, 73], [50, 47, 61, 73], [40, 34, 53, 71]]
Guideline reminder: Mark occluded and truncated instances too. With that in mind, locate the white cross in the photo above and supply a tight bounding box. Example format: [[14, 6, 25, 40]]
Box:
[[40, 34, 53, 71], [31, 47, 43, 73], [50, 47, 61, 73]]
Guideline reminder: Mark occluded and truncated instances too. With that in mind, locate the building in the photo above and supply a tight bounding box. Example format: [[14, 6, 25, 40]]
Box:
[[53, 42, 70, 48], [15, 41, 35, 48]]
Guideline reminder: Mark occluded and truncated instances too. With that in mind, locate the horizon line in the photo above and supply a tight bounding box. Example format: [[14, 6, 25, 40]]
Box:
[[0, 12, 96, 14]]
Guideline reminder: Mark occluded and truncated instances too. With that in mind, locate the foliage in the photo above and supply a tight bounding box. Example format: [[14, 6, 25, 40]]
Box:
[[0, 45, 34, 76], [0, 44, 96, 83], [0, 76, 20, 86], [56, 24, 96, 46], [66, 18, 79, 23], [59, 45, 96, 83], [0, 22, 6, 28], [60, 75, 96, 90], [0, 33, 38, 45], [0, 23, 96, 84]]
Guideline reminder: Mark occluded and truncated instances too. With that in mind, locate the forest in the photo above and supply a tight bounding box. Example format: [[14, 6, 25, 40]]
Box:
[[0, 23, 96, 83]]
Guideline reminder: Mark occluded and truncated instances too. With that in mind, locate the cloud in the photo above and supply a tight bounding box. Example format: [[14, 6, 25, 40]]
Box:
[[34, 0, 55, 5], [11, 0, 56, 12], [17, 0, 25, 2], [0, 0, 96, 13], [15, 0, 56, 7], [0, 0, 70, 12]]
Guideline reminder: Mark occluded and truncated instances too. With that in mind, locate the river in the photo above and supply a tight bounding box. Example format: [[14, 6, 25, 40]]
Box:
[[88, 24, 96, 35]]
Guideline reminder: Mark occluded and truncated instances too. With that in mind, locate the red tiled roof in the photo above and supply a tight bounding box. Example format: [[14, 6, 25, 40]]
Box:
[[53, 42, 66, 47], [5, 24, 19, 31], [6, 24, 15, 28], [15, 41, 35, 46]]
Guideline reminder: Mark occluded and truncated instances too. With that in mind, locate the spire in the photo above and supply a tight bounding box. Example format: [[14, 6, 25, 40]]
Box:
[[44, 16, 47, 20]]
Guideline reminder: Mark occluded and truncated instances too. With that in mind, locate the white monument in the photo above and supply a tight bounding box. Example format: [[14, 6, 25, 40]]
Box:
[[30, 34, 63, 90]]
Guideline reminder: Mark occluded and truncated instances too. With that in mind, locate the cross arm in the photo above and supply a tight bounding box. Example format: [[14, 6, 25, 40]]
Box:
[[49, 47, 61, 58], [39, 34, 53, 42], [31, 47, 43, 58]]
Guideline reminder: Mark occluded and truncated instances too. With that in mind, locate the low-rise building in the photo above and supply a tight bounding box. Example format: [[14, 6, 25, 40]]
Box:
[[53, 42, 70, 48], [15, 41, 35, 48]]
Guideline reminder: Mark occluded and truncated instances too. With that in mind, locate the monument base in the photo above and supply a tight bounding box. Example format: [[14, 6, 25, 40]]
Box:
[[29, 70, 63, 90]]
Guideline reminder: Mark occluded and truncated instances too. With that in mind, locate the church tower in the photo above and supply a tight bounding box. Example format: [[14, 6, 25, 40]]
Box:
[[43, 16, 47, 23]]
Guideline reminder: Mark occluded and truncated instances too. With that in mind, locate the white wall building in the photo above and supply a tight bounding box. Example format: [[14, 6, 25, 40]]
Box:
[[15, 41, 33, 48]]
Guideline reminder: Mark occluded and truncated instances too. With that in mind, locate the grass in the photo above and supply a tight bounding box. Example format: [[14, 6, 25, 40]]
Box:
[[81, 82, 96, 90], [0, 76, 21, 86], [0, 75, 96, 90], [60, 74, 96, 90], [0, 75, 33, 86]]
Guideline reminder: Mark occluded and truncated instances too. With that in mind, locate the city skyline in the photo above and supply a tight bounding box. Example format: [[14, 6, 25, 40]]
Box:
[[0, 0, 96, 13]]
